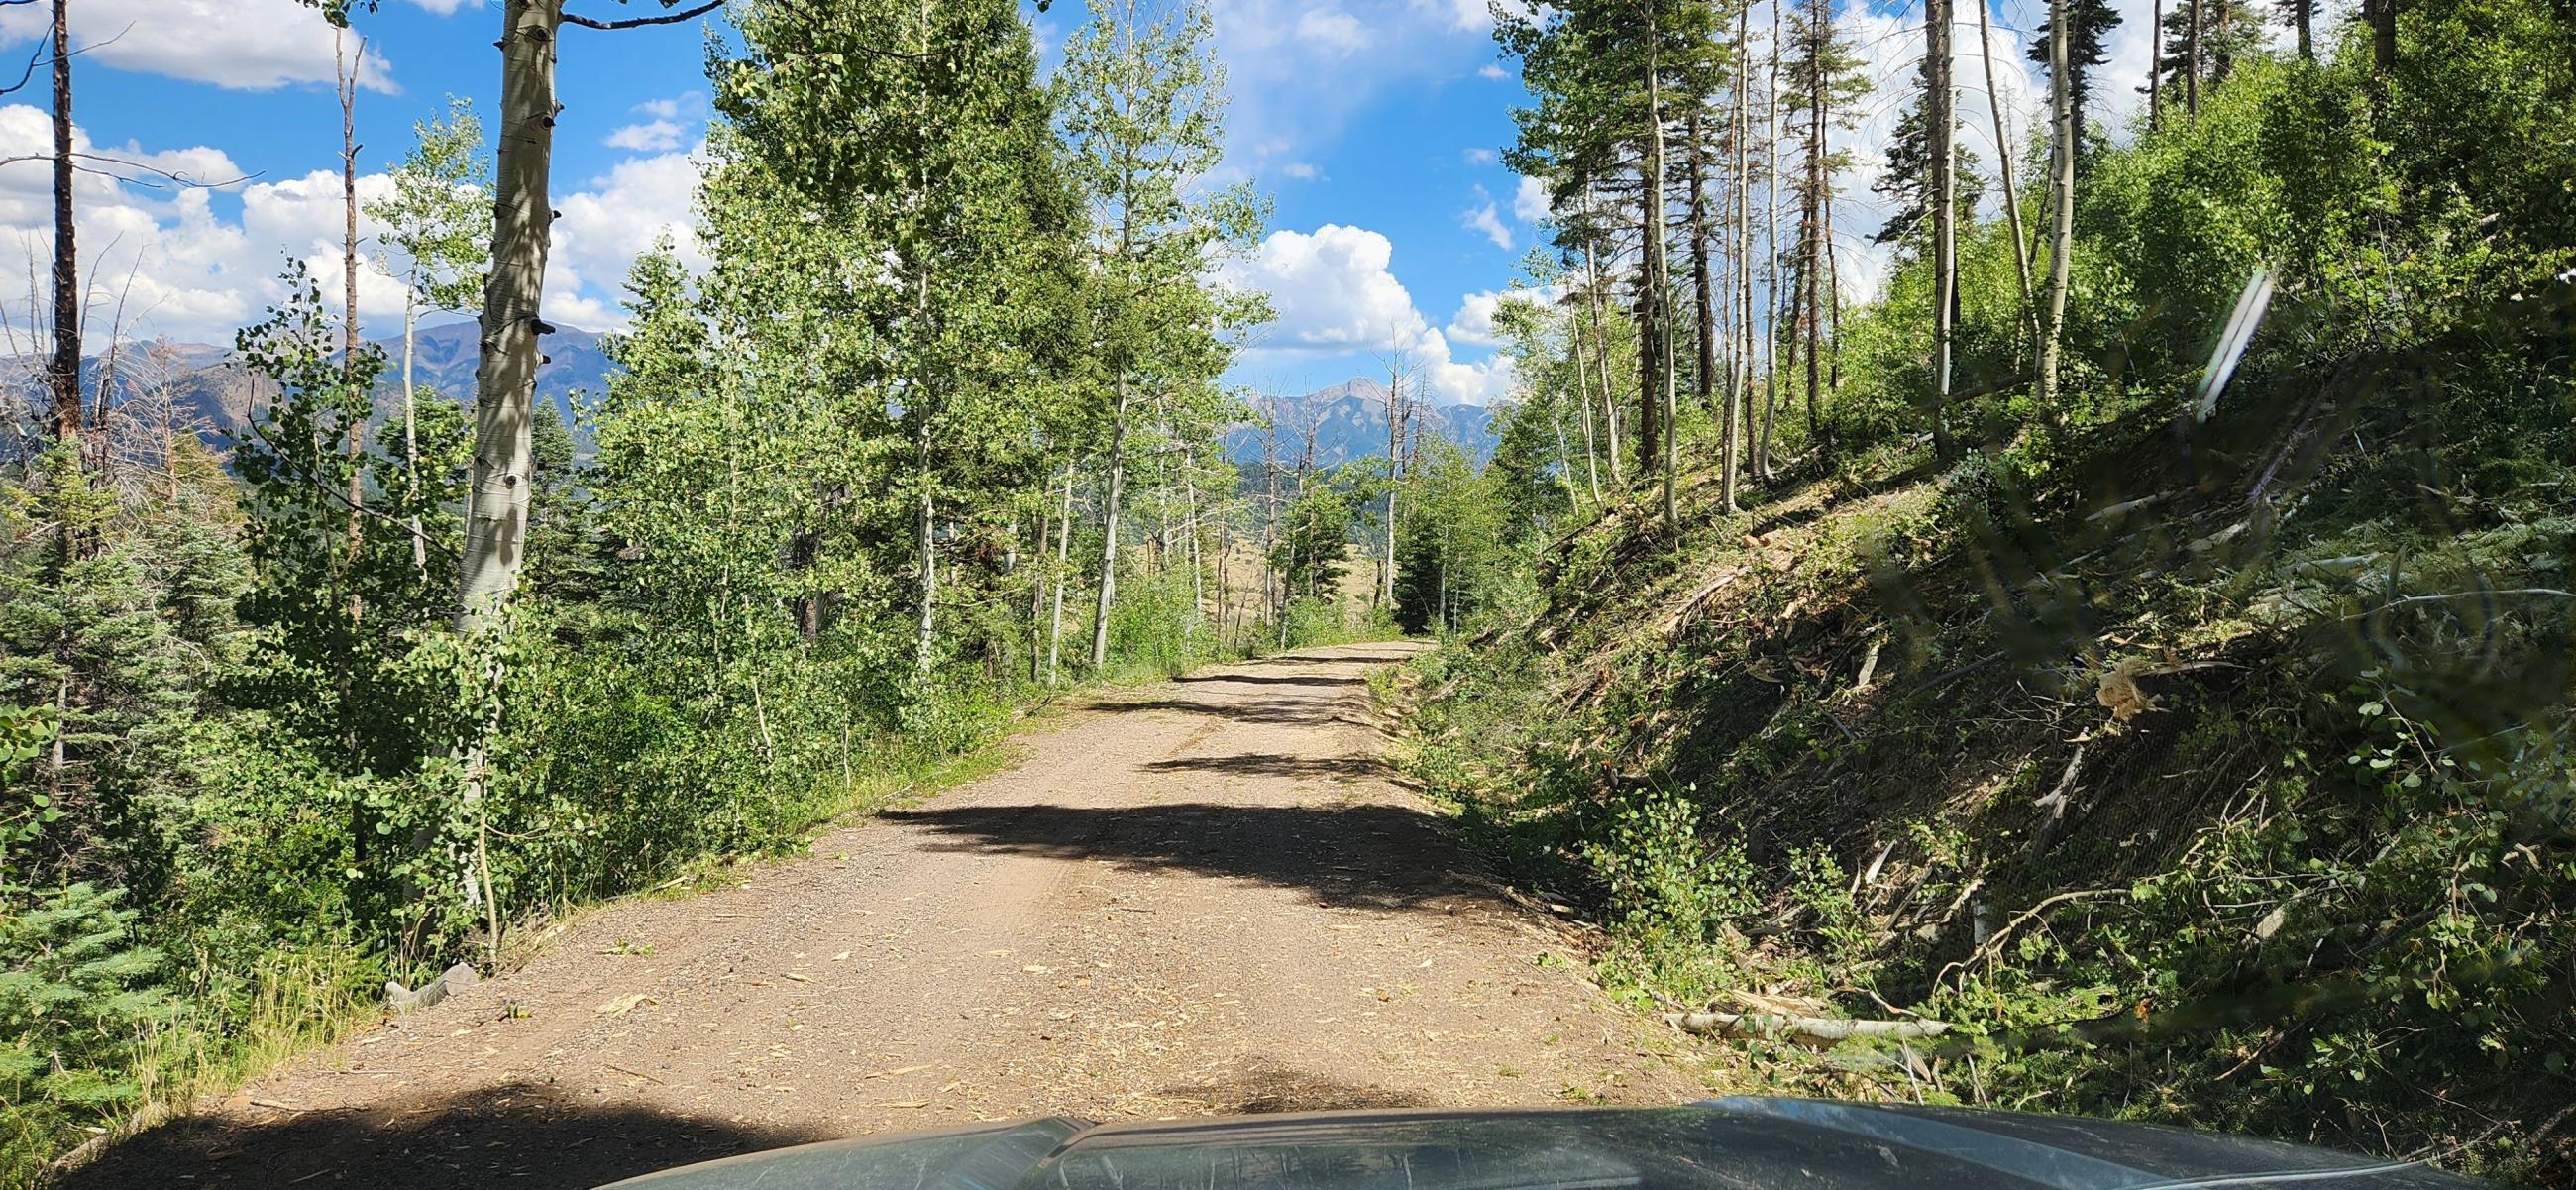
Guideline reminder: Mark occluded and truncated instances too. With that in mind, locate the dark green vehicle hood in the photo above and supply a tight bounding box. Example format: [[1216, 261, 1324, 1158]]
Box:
[[598, 1097, 2480, 1190]]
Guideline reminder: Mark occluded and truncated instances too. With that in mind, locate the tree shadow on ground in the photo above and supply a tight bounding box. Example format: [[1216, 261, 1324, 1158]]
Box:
[[57, 1081, 826, 1190], [1142, 752, 1381, 780], [884, 801, 1493, 912], [1159, 1060, 1434, 1115], [1170, 672, 1355, 688], [1300, 651, 1418, 667], [1099, 696, 1352, 726]]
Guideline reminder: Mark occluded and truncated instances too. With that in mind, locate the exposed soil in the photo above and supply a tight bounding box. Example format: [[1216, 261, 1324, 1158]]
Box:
[[65, 643, 1704, 1189]]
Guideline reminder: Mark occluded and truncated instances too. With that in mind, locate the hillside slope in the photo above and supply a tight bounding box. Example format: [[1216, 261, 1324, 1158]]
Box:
[[1396, 328, 2574, 1182]]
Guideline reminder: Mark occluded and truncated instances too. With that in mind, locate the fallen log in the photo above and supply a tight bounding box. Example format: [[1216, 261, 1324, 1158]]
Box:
[[1665, 1010, 1951, 1045]]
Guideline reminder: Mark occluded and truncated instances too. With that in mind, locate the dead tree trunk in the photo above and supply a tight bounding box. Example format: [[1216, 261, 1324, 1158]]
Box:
[[46, 0, 79, 454]]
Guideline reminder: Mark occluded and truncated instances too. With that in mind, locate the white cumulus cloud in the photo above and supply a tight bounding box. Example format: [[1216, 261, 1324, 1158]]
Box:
[[0, 0, 396, 93], [1512, 173, 1551, 222], [1460, 190, 1511, 251], [1296, 7, 1370, 54], [1415, 329, 1513, 405], [606, 120, 685, 153], [1219, 223, 1516, 407], [0, 106, 702, 351], [1223, 224, 1427, 354], [1444, 290, 1507, 348]]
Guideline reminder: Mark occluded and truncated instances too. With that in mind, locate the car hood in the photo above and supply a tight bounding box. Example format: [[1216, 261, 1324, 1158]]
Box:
[[596, 1097, 2480, 1190]]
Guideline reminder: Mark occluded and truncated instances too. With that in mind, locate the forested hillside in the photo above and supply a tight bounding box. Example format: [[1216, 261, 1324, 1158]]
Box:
[[1392, 0, 2573, 1181], [1401, 0, 2576, 1179]]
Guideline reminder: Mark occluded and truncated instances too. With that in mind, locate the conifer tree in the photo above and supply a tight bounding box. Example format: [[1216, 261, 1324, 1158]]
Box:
[[2027, 0, 2124, 162]]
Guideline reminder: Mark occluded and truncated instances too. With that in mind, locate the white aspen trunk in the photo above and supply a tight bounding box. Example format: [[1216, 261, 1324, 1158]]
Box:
[[1028, 493, 1049, 683], [1686, 109, 1718, 429], [1381, 364, 1399, 609], [1090, 380, 1128, 669], [1551, 406, 1580, 512], [1214, 513, 1231, 650], [1047, 461, 1074, 685], [1580, 230, 1625, 485], [2039, 0, 2076, 413], [458, 0, 560, 633], [1930, 0, 1958, 458], [402, 293, 426, 573], [338, 31, 369, 602], [1760, 0, 1784, 479], [1726, 2, 1753, 510], [915, 470, 936, 676], [1976, 0, 2041, 346], [1802, 3, 1828, 447], [1645, 29, 1678, 528], [1437, 554, 1449, 633], [1183, 450, 1204, 625], [1566, 303, 1605, 509]]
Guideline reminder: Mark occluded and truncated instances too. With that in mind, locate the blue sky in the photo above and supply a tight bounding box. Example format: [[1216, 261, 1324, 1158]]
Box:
[[0, 0, 2177, 406]]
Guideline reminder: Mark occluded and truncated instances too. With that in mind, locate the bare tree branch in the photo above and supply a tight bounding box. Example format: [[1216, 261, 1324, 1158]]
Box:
[[0, 40, 42, 96], [561, 0, 722, 31], [0, 151, 260, 190]]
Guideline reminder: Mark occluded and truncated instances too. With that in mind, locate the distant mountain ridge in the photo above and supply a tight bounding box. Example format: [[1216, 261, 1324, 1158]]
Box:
[[389, 321, 615, 427], [58, 341, 1498, 475], [1223, 377, 1500, 471], [46, 321, 618, 448]]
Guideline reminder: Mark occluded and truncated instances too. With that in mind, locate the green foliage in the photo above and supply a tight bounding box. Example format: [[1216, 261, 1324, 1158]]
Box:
[[0, 884, 171, 1171], [366, 94, 489, 318], [1271, 469, 1367, 603], [1406, 0, 2576, 1178], [1394, 440, 1516, 636]]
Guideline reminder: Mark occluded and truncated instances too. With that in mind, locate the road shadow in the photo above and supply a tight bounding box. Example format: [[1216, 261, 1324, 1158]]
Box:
[[885, 802, 1494, 911], [1100, 696, 1351, 726], [1159, 1060, 1434, 1115], [1300, 651, 1419, 666], [56, 1081, 826, 1190], [1170, 672, 1354, 688], [1142, 752, 1383, 780]]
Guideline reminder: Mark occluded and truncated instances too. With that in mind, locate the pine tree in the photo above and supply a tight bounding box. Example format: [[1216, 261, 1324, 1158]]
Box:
[[1871, 71, 1985, 257], [2158, 0, 2267, 107], [2026, 0, 2122, 162], [1783, 0, 1869, 448]]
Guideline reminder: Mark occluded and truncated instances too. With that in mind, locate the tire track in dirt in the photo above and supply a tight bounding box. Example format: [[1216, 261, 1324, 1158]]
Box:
[[66, 643, 1703, 1189]]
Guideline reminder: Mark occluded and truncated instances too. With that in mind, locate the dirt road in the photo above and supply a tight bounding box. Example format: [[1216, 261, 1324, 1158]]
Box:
[[70, 644, 1701, 1189]]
